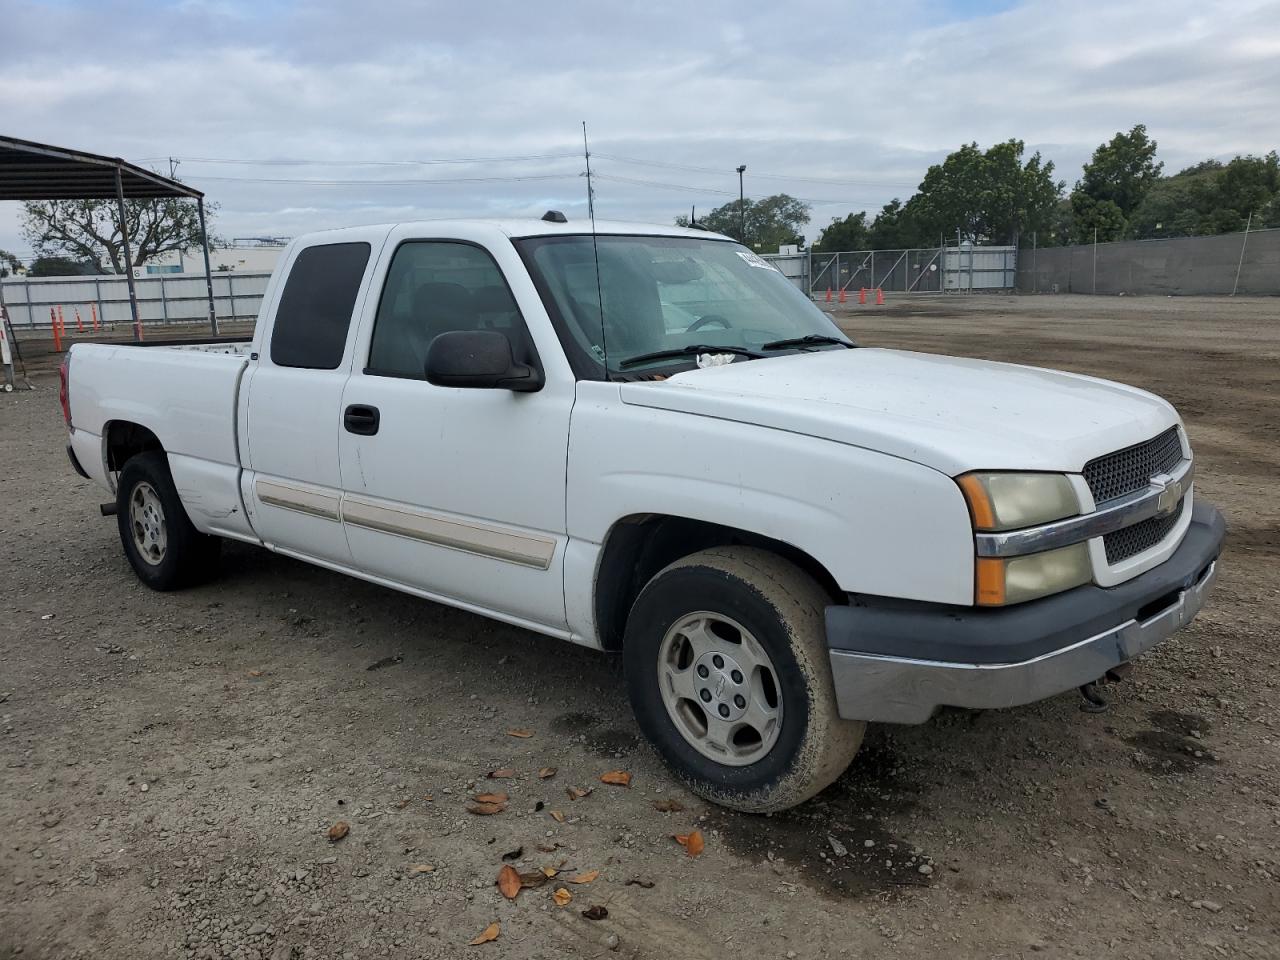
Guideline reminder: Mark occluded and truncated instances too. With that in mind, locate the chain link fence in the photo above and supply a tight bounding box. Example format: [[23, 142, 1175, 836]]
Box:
[[1017, 227, 1280, 296], [765, 246, 1016, 297]]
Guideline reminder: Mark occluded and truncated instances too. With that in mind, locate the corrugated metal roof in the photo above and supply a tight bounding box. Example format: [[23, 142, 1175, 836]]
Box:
[[0, 135, 202, 201]]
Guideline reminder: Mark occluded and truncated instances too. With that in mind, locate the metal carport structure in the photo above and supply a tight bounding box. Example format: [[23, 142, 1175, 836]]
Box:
[[0, 134, 219, 339]]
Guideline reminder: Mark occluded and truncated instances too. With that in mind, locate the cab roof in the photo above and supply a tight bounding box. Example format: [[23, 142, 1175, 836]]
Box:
[[295, 217, 734, 244]]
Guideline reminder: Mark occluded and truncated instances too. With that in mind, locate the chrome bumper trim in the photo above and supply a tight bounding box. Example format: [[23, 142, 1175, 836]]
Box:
[[830, 559, 1217, 724], [976, 458, 1193, 558]]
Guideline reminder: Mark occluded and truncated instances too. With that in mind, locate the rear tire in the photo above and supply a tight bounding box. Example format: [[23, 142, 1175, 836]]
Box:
[[623, 547, 864, 813], [116, 451, 220, 590]]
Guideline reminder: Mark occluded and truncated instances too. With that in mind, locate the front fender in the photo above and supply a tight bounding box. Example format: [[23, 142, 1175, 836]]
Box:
[[567, 383, 975, 607]]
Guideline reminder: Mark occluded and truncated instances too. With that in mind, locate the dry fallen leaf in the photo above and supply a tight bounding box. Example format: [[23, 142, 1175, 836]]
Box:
[[497, 864, 522, 900], [472, 791, 509, 805], [487, 768, 516, 779], [517, 870, 550, 889], [407, 863, 435, 875], [568, 869, 599, 884], [506, 728, 534, 739], [246, 669, 263, 678], [540, 865, 559, 879], [673, 830, 705, 857], [652, 798, 684, 813], [582, 905, 609, 921], [553, 887, 572, 906], [327, 821, 350, 842], [536, 843, 559, 853], [566, 786, 592, 800], [549, 809, 566, 823], [600, 770, 632, 787], [466, 801, 507, 816], [538, 767, 557, 779], [469, 922, 500, 945]]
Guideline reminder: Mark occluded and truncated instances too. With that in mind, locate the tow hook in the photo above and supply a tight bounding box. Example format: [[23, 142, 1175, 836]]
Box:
[[1079, 681, 1109, 713], [1079, 661, 1135, 713]]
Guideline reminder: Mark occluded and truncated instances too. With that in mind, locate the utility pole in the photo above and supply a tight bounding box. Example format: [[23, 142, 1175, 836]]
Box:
[[736, 165, 747, 243]]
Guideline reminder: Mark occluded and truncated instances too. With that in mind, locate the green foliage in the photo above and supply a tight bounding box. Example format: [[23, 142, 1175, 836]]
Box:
[[26, 256, 101, 277], [1077, 125, 1163, 220], [905, 140, 1062, 245], [0, 248, 22, 278], [812, 212, 870, 252], [867, 199, 925, 249], [676, 193, 811, 251], [21, 191, 219, 274], [1126, 151, 1279, 238]]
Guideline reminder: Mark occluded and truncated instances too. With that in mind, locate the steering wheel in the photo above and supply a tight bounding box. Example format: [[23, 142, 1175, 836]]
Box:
[[686, 313, 732, 332]]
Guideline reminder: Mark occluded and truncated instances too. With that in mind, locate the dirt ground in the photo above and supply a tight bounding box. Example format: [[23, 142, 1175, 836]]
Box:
[[1, 293, 1278, 960]]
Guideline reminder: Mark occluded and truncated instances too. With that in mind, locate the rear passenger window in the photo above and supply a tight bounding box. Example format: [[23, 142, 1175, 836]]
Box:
[[367, 241, 530, 379], [270, 242, 371, 369]]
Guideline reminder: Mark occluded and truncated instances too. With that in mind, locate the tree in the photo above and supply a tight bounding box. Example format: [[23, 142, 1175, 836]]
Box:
[[26, 256, 101, 277], [0, 248, 22, 278], [867, 198, 927, 249], [21, 190, 219, 274], [1076, 124, 1163, 221], [1127, 152, 1279, 238], [676, 193, 810, 250], [904, 140, 1063, 245], [812, 212, 870, 252]]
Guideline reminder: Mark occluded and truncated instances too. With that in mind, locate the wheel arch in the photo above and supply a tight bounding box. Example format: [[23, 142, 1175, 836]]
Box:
[[593, 513, 843, 652], [104, 420, 164, 475]]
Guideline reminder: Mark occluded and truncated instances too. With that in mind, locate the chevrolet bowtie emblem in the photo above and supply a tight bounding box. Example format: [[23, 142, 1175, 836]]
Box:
[[1151, 473, 1181, 517]]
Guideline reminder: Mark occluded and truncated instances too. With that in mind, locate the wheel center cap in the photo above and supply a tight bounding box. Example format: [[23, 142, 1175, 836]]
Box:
[[693, 650, 749, 722]]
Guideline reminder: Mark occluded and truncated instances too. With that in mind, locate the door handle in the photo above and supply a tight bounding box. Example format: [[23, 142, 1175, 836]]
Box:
[[343, 404, 380, 436]]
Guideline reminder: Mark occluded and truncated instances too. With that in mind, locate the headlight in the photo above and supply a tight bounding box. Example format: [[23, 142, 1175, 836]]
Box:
[[956, 472, 1079, 531], [975, 543, 1092, 605]]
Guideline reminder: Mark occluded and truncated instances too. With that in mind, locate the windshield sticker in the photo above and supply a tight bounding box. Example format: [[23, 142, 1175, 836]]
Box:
[[736, 250, 779, 271]]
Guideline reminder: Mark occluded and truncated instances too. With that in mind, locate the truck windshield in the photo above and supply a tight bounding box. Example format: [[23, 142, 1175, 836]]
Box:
[[515, 235, 850, 377]]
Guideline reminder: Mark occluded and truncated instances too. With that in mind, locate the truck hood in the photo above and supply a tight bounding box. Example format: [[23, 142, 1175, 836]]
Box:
[[618, 348, 1179, 476]]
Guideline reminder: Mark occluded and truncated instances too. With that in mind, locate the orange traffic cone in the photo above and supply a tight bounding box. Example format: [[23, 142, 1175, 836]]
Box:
[[825, 288, 832, 302], [75, 308, 86, 333], [51, 308, 62, 352], [838, 287, 847, 304], [876, 288, 885, 305], [858, 287, 867, 305], [90, 304, 100, 332]]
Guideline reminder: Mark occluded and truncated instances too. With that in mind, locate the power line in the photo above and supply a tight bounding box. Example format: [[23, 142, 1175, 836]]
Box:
[[141, 153, 581, 167], [595, 152, 919, 190], [592, 172, 879, 207]]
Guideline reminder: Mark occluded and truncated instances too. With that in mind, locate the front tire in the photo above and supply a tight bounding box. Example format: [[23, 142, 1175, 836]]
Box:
[[116, 451, 220, 590], [624, 547, 864, 812]]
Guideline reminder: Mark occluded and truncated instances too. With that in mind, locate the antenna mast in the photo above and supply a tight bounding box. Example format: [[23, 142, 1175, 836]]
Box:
[[583, 122, 608, 376]]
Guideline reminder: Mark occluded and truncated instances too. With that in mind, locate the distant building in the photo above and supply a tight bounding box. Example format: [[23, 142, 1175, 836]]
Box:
[[142, 238, 289, 276]]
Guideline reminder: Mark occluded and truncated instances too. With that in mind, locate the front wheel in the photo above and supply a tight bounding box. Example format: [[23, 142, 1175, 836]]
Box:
[[116, 451, 221, 590], [624, 547, 864, 812]]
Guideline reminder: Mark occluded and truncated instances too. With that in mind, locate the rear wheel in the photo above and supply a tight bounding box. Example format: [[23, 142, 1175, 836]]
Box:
[[624, 547, 864, 812], [116, 451, 220, 590]]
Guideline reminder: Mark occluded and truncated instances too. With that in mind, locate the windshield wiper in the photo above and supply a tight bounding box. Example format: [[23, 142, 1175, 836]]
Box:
[[760, 334, 856, 351], [618, 344, 765, 370]]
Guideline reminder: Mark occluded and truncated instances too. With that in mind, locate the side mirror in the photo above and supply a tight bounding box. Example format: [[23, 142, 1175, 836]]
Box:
[[425, 330, 543, 393]]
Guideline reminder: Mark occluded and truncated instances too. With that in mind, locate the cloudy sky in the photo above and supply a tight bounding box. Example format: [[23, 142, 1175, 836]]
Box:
[[2, 0, 1278, 258]]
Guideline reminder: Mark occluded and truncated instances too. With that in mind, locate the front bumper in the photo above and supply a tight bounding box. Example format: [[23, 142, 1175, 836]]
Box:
[[826, 500, 1225, 724]]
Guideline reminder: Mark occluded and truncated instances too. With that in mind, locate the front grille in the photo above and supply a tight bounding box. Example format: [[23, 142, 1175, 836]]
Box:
[[1103, 498, 1184, 563], [1083, 426, 1183, 504]]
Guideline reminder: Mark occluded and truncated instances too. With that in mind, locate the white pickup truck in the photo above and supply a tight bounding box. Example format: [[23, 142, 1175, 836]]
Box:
[[61, 215, 1224, 811]]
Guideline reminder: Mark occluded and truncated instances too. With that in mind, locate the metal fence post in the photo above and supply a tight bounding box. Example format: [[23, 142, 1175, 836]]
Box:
[[159, 276, 170, 325], [1231, 211, 1252, 296]]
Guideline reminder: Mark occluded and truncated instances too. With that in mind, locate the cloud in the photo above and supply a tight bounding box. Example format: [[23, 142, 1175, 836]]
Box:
[[1, 0, 1277, 256]]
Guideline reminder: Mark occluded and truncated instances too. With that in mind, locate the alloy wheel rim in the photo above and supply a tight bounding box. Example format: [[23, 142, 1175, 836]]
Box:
[[129, 482, 167, 566], [656, 612, 783, 766]]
